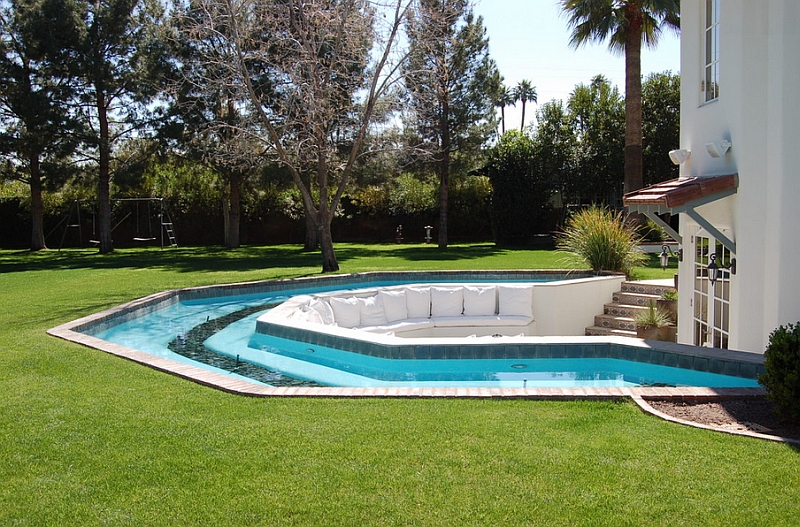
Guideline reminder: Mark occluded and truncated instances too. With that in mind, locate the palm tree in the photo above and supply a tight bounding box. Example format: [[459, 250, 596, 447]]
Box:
[[496, 84, 517, 134], [562, 0, 680, 195], [514, 80, 537, 131]]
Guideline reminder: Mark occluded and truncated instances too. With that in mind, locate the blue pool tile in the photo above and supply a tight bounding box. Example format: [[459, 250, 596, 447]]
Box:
[[721, 360, 740, 377], [635, 348, 651, 364], [677, 354, 694, 370], [693, 356, 710, 372], [459, 346, 478, 359], [709, 359, 725, 374], [415, 346, 431, 360], [737, 362, 758, 380], [662, 353, 679, 368], [429, 346, 446, 360], [648, 350, 665, 366], [566, 345, 583, 358]]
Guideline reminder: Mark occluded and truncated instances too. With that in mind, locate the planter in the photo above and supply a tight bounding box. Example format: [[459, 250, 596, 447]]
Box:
[[636, 325, 677, 342]]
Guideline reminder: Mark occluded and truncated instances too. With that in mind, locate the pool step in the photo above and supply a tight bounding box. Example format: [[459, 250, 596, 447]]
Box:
[[585, 281, 677, 338], [585, 326, 637, 337]]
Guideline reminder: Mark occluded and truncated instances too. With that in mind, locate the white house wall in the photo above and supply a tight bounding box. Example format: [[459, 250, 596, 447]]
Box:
[[678, 0, 800, 352]]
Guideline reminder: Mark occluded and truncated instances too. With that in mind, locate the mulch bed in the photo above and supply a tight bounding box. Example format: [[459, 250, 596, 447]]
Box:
[[648, 397, 800, 442]]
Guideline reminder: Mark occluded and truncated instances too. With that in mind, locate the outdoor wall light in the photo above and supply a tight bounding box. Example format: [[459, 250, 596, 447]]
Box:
[[707, 253, 736, 286], [659, 245, 682, 269], [668, 149, 691, 165], [705, 139, 731, 158]]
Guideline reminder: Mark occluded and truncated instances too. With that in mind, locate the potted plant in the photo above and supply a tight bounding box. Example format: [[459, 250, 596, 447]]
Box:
[[657, 289, 678, 322], [635, 301, 676, 342]]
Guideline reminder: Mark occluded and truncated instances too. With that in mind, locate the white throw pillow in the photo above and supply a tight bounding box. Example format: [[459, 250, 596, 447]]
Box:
[[308, 299, 335, 325], [301, 306, 323, 324], [498, 285, 533, 318], [431, 287, 464, 317], [405, 287, 431, 319], [379, 289, 408, 322], [463, 285, 497, 316], [358, 295, 388, 326], [329, 296, 361, 328]]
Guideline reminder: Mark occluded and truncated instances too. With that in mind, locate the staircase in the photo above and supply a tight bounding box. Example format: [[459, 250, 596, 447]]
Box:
[[585, 280, 676, 337]]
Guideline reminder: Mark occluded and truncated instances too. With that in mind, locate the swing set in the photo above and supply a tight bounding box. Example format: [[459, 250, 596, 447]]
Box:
[[54, 198, 177, 250]]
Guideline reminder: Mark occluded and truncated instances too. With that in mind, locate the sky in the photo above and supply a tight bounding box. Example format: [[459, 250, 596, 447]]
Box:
[[472, 0, 681, 130]]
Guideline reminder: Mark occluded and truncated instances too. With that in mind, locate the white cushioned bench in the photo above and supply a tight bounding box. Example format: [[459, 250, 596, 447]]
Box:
[[263, 283, 537, 338]]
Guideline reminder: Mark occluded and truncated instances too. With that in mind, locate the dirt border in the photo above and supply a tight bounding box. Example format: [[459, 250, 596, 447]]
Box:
[[632, 396, 800, 445]]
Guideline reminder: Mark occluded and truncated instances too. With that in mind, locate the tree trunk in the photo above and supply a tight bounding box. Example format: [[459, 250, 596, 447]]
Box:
[[226, 175, 242, 248], [519, 99, 526, 132], [317, 218, 339, 273], [29, 154, 47, 251], [624, 10, 644, 196], [304, 204, 318, 251], [301, 170, 318, 251], [97, 89, 113, 254], [438, 98, 450, 248], [222, 189, 230, 247]]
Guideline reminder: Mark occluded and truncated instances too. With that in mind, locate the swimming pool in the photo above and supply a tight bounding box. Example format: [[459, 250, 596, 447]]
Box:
[[52, 271, 764, 391]]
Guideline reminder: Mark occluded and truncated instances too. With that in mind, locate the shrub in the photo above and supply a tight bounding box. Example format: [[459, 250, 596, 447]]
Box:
[[634, 300, 673, 328], [555, 206, 646, 276], [661, 289, 678, 301], [759, 322, 800, 424]]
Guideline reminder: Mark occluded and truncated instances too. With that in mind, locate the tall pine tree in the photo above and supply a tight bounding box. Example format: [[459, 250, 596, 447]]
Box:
[[404, 0, 500, 248]]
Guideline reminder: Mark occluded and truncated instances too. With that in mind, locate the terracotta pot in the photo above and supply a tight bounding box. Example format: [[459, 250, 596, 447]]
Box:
[[636, 325, 677, 342]]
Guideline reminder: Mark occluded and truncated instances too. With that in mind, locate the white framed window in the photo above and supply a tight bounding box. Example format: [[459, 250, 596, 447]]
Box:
[[703, 0, 720, 102], [692, 233, 731, 349]]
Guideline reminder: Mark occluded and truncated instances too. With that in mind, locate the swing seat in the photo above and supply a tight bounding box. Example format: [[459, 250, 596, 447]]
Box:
[[133, 237, 156, 242]]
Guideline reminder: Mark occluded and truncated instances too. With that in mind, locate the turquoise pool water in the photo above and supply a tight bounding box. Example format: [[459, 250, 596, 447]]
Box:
[[91, 278, 762, 389]]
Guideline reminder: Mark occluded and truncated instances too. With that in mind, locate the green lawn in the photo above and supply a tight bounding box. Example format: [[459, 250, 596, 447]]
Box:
[[1, 244, 795, 527]]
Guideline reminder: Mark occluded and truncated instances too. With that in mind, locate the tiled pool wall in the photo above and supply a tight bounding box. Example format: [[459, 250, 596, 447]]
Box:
[[78, 291, 181, 335], [176, 270, 605, 302], [254, 321, 765, 381], [68, 270, 763, 383]]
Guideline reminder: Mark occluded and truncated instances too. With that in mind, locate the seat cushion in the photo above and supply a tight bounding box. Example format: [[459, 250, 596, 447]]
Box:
[[405, 287, 431, 319], [431, 286, 464, 317], [463, 285, 497, 316], [358, 295, 388, 326], [308, 299, 335, 325], [497, 285, 534, 318], [379, 289, 408, 323], [329, 296, 361, 328]]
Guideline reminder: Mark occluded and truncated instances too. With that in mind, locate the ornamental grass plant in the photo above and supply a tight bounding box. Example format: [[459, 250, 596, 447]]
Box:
[[556, 205, 647, 277]]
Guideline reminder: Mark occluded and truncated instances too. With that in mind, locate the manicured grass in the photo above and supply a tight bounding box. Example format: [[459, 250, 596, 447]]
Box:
[[2, 243, 789, 527]]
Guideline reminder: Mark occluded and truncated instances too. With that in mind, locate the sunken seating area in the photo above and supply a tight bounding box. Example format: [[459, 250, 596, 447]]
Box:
[[265, 284, 537, 338]]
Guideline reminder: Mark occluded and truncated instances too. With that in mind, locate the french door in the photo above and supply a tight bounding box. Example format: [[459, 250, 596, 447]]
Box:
[[692, 234, 732, 349]]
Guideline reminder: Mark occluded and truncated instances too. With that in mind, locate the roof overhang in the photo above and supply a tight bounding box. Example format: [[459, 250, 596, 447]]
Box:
[[623, 174, 738, 252]]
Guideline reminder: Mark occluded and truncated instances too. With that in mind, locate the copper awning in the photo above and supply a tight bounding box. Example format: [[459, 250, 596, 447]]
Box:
[[623, 174, 738, 252]]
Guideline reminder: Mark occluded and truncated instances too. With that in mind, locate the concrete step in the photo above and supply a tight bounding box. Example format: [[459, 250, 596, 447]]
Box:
[[584, 280, 677, 338], [585, 326, 637, 337], [593, 314, 637, 331], [620, 281, 676, 296], [612, 291, 662, 307], [603, 302, 649, 318]]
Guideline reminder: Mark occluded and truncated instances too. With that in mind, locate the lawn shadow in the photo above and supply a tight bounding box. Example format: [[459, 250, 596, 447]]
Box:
[[0, 243, 509, 275]]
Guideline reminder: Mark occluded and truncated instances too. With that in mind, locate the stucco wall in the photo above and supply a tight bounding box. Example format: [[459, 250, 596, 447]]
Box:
[[678, 0, 800, 352]]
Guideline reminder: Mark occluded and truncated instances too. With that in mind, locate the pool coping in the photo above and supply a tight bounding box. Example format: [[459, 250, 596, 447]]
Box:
[[48, 272, 789, 444]]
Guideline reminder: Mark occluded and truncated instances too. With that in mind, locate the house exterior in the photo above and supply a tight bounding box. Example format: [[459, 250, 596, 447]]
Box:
[[625, 0, 800, 353]]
